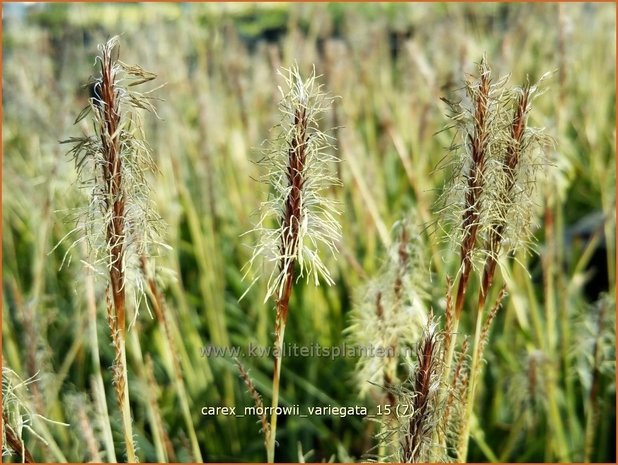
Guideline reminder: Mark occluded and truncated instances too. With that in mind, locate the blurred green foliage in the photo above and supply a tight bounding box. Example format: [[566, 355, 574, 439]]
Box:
[[2, 2, 615, 463]]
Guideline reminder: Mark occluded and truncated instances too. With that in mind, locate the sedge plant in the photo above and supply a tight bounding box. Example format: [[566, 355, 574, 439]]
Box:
[[243, 64, 341, 463], [397, 318, 447, 463], [63, 36, 162, 462], [437, 58, 551, 461]]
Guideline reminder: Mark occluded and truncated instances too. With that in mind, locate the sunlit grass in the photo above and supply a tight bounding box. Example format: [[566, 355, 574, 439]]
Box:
[[2, 2, 615, 462]]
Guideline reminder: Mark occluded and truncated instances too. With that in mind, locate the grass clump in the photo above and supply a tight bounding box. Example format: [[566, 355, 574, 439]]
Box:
[[1, 3, 614, 462]]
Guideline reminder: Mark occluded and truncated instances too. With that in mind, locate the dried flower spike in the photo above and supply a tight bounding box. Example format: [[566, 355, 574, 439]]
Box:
[[477, 78, 551, 307], [438, 58, 509, 318], [396, 319, 447, 463], [347, 217, 428, 400], [243, 64, 341, 463], [63, 36, 162, 463], [243, 64, 341, 304], [438, 58, 551, 462]]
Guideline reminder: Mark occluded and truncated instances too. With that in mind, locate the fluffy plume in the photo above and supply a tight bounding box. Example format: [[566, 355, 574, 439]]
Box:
[[437, 58, 550, 315], [243, 64, 341, 304], [348, 217, 428, 399]]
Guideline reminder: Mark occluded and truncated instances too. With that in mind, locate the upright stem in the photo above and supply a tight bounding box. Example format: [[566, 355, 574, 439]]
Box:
[[119, 342, 137, 462], [84, 245, 117, 462], [457, 296, 486, 462], [584, 301, 607, 461], [267, 324, 286, 463], [440, 65, 492, 455], [254, 67, 340, 462], [98, 40, 136, 463], [67, 37, 162, 463], [437, 274, 457, 453], [459, 84, 534, 461], [267, 273, 293, 463], [265, 85, 308, 462]]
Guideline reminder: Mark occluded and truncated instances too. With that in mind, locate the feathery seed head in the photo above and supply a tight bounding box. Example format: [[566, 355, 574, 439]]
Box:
[[385, 319, 449, 463], [2, 368, 57, 462], [438, 60, 551, 277], [348, 217, 429, 398], [244, 64, 341, 303], [63, 36, 164, 325]]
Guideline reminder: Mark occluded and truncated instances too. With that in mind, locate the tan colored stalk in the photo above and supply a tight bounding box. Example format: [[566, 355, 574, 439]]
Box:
[[97, 41, 136, 462], [441, 61, 493, 430], [144, 355, 174, 462], [244, 65, 340, 462], [65, 36, 161, 462], [83, 248, 117, 461]]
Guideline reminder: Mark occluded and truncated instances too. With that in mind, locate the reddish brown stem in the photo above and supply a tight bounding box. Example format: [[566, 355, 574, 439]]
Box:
[[455, 67, 491, 318], [98, 44, 126, 336], [96, 40, 136, 462]]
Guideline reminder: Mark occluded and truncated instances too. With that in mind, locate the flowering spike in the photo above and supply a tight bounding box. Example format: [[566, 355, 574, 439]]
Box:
[[244, 64, 341, 303]]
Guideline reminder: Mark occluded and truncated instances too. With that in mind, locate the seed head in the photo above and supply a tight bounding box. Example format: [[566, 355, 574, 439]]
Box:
[[347, 217, 429, 398], [62, 36, 164, 324], [438, 60, 551, 280], [243, 64, 341, 303], [390, 319, 449, 463]]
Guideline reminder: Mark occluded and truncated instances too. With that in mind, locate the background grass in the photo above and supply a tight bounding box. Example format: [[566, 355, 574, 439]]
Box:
[[2, 2, 616, 462]]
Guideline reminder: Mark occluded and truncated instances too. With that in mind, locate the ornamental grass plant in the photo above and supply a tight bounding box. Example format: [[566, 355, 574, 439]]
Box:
[[1, 3, 614, 463]]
